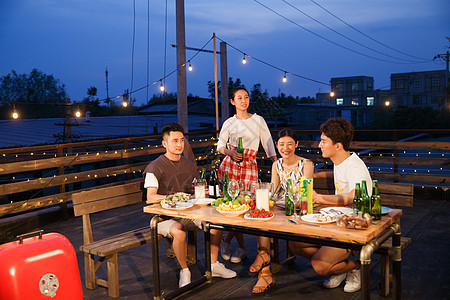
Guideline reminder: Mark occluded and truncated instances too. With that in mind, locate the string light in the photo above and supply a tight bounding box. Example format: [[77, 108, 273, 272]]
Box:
[[12, 103, 19, 119], [188, 61, 193, 71], [330, 91, 335, 97], [282, 72, 287, 83], [242, 54, 247, 64], [160, 81, 165, 92]]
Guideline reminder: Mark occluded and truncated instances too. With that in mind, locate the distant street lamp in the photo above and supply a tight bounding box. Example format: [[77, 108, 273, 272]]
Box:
[[385, 100, 391, 107], [330, 91, 335, 97]]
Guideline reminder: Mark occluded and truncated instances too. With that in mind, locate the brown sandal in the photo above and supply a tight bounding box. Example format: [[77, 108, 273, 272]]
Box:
[[252, 269, 275, 294], [249, 247, 270, 275]]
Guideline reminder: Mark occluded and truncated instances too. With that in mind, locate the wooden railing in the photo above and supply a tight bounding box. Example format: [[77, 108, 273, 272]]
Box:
[[0, 129, 448, 219]]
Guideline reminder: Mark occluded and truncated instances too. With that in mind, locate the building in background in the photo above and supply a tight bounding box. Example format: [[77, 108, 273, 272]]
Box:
[[390, 70, 447, 108]]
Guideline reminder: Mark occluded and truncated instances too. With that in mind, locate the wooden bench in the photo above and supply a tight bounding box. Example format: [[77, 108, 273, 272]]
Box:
[[72, 180, 197, 298], [314, 177, 413, 296]]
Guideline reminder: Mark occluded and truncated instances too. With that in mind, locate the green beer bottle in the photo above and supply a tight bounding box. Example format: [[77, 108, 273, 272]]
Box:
[[236, 137, 244, 163], [353, 183, 361, 216], [285, 179, 294, 216], [223, 171, 230, 199], [371, 180, 382, 220], [361, 180, 370, 215]]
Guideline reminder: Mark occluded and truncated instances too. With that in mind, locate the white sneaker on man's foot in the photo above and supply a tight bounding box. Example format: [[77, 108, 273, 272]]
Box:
[[220, 240, 231, 261], [211, 261, 237, 278], [344, 269, 361, 293], [179, 268, 191, 288], [323, 273, 347, 289], [230, 248, 247, 263]]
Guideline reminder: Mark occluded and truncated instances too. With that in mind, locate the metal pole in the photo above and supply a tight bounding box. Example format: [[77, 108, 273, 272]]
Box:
[[213, 33, 219, 132], [176, 0, 188, 132], [220, 41, 229, 125]]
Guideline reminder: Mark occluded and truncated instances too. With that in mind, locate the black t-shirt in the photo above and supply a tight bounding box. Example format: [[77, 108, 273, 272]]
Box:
[[143, 155, 199, 195]]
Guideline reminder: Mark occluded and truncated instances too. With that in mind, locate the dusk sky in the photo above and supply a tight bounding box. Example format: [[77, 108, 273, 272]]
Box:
[[0, 0, 448, 106]]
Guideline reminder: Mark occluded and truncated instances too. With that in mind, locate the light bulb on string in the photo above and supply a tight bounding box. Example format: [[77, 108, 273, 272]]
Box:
[[330, 91, 335, 97], [188, 61, 193, 71], [11, 104, 19, 119], [282, 72, 287, 83], [160, 81, 165, 92], [242, 54, 247, 64], [122, 101, 128, 108], [75, 104, 81, 118]]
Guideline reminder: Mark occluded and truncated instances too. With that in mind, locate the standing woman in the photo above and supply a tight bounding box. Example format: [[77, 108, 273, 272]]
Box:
[[250, 128, 314, 294], [217, 87, 277, 263]]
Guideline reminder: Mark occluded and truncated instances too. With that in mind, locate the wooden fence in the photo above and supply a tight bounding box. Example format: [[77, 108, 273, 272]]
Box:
[[0, 129, 449, 219]]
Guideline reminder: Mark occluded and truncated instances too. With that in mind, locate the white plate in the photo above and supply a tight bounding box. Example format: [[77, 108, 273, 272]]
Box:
[[193, 198, 215, 206], [381, 206, 392, 215], [301, 213, 336, 224], [320, 207, 353, 216], [162, 202, 193, 210], [244, 213, 274, 221], [216, 207, 248, 217]]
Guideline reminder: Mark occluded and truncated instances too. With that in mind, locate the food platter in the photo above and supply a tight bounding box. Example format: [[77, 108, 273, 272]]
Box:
[[193, 198, 215, 206], [215, 206, 248, 217], [301, 213, 336, 224], [320, 207, 353, 216], [244, 213, 274, 221], [381, 206, 392, 215], [162, 202, 193, 210]]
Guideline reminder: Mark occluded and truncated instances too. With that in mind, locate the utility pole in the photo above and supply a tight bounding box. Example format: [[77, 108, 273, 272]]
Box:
[[220, 41, 229, 124], [105, 67, 110, 106], [434, 51, 449, 108], [176, 0, 188, 132]]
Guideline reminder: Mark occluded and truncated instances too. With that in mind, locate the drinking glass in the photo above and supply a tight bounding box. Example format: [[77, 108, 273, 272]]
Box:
[[288, 186, 301, 218], [228, 179, 240, 201]]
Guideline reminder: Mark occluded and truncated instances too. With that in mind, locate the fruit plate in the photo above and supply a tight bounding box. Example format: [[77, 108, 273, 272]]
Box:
[[162, 202, 193, 210], [301, 213, 336, 224], [215, 207, 248, 217], [244, 213, 274, 221], [193, 198, 215, 206]]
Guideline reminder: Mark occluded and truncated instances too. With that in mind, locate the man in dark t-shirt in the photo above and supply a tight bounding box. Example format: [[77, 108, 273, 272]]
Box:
[[144, 123, 236, 288]]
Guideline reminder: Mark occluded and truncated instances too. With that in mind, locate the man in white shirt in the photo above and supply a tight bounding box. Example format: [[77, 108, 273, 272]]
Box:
[[290, 117, 372, 293]]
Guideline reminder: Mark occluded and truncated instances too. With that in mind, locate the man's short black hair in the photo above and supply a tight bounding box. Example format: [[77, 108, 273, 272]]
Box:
[[161, 123, 184, 138], [320, 117, 354, 151]]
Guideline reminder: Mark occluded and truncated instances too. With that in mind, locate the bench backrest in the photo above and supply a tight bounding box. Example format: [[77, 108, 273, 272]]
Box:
[[72, 180, 143, 245], [73, 180, 143, 217], [313, 177, 414, 207]]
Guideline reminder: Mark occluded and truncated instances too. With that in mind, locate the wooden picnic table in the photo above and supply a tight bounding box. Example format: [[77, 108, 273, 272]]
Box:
[[143, 203, 402, 300]]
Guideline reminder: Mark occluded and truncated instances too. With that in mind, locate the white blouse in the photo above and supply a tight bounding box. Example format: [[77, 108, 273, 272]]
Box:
[[217, 113, 276, 158]]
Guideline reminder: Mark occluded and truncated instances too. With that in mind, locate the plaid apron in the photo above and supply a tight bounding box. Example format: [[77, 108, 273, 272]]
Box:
[[218, 145, 258, 183]]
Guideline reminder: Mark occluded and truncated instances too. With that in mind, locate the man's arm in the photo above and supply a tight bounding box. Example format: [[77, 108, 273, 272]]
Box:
[[313, 188, 355, 206], [146, 187, 166, 204]]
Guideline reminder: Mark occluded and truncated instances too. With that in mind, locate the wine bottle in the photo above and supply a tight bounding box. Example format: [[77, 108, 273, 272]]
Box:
[[209, 170, 220, 199]]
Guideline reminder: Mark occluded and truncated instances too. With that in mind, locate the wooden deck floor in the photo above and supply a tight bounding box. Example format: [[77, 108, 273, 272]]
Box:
[[38, 198, 450, 300]]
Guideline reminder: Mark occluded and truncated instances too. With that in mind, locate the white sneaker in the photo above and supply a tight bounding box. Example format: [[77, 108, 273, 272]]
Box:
[[220, 240, 231, 261], [230, 248, 247, 263], [179, 268, 191, 288], [211, 261, 237, 278], [344, 269, 361, 293], [323, 272, 347, 289]]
